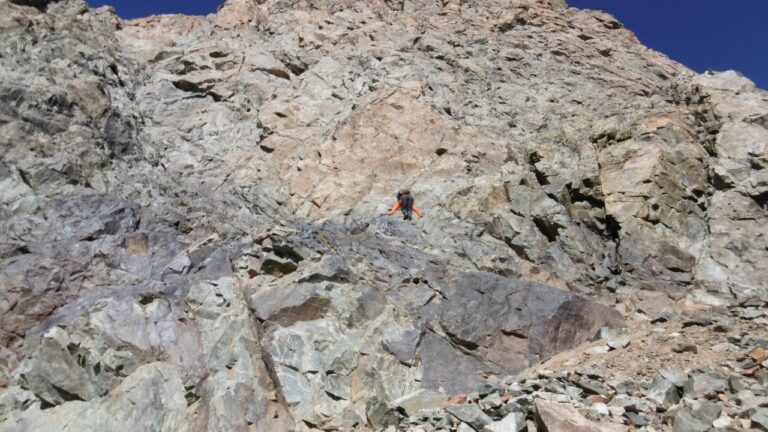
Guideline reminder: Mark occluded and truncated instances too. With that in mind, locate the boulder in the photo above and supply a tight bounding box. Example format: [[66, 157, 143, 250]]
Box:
[[672, 409, 709, 432], [446, 404, 494, 430], [659, 368, 689, 388], [482, 410, 526, 432], [752, 408, 768, 431], [391, 389, 447, 416], [534, 400, 629, 432], [422, 272, 624, 392], [647, 377, 681, 407], [684, 372, 728, 399]]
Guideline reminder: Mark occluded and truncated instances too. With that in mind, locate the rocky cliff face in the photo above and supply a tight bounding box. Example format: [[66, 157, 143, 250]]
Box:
[[0, 0, 766, 430]]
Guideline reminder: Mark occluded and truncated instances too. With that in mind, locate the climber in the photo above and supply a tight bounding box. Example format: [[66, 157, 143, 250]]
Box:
[[390, 189, 424, 220]]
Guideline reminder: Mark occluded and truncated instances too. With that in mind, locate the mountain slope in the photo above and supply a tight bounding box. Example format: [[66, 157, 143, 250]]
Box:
[[0, 0, 766, 430]]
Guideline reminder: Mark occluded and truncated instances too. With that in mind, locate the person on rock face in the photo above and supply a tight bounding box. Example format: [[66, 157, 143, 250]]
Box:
[[390, 189, 424, 220]]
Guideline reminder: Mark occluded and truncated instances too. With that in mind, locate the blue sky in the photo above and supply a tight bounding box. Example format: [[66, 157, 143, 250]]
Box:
[[87, 0, 220, 17], [88, 0, 767, 89], [569, 0, 767, 89]]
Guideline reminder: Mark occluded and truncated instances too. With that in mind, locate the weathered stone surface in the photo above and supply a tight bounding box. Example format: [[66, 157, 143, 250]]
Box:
[[482, 410, 526, 432], [684, 372, 728, 400], [624, 412, 649, 427], [660, 368, 689, 388], [446, 404, 494, 430], [391, 389, 447, 416], [0, 0, 766, 429], [647, 377, 681, 408], [692, 400, 722, 424], [534, 400, 629, 432], [672, 409, 709, 432], [607, 334, 631, 350], [383, 329, 422, 366], [1, 363, 188, 431], [422, 272, 624, 392], [418, 332, 490, 393], [0, 386, 38, 423], [752, 408, 768, 431]]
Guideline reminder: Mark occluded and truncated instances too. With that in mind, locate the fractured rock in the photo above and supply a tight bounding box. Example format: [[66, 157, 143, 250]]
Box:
[[647, 377, 681, 408], [534, 400, 629, 432], [392, 389, 447, 416], [684, 372, 728, 400], [446, 404, 494, 430], [672, 409, 709, 432], [482, 410, 526, 432], [752, 408, 768, 431], [425, 272, 624, 392]]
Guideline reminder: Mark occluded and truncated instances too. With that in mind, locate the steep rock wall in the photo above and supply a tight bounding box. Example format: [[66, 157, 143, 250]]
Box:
[[0, 0, 766, 430]]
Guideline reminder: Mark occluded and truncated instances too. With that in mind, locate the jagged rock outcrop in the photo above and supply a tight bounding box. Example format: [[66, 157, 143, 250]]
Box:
[[0, 0, 766, 430]]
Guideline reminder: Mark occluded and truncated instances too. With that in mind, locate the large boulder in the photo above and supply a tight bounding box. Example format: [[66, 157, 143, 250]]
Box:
[[534, 400, 629, 432], [421, 272, 625, 392]]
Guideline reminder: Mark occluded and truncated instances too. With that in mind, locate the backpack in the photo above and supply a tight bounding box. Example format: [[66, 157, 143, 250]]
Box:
[[399, 193, 414, 210]]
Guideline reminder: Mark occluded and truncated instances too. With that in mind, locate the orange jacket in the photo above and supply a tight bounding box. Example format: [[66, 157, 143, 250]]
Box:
[[390, 200, 424, 218]]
